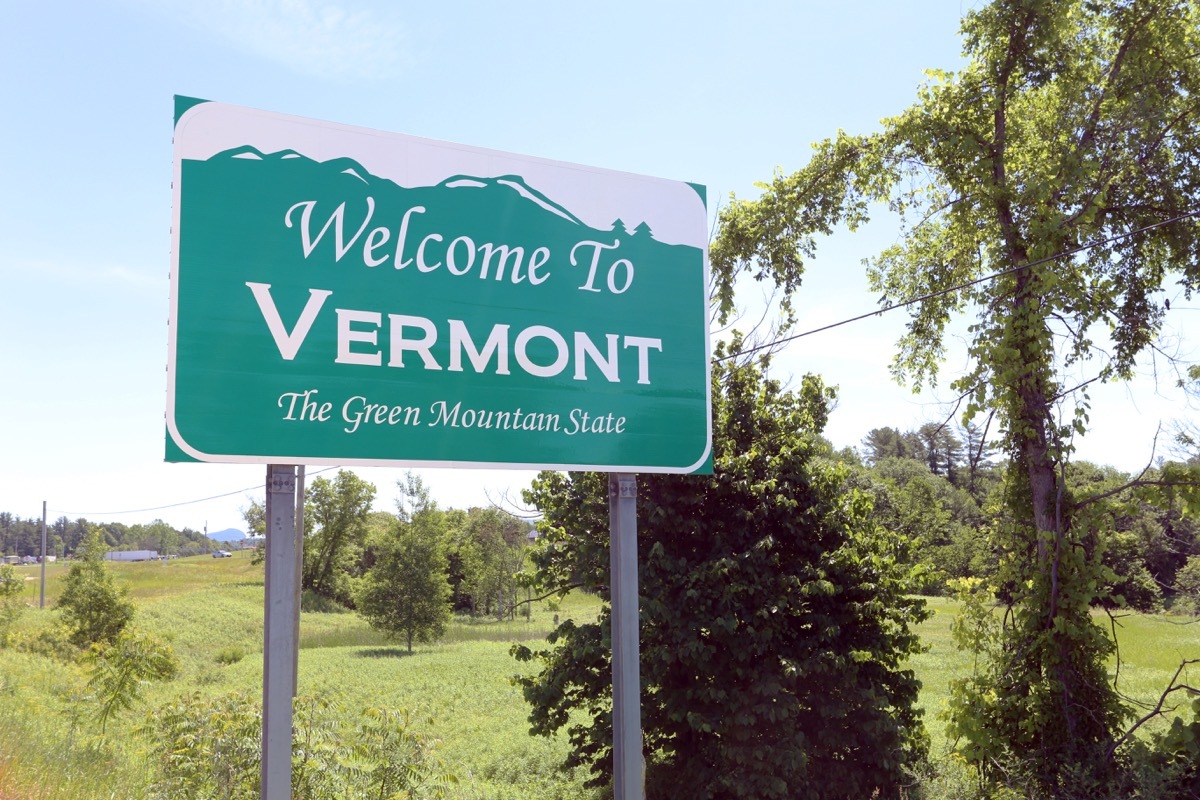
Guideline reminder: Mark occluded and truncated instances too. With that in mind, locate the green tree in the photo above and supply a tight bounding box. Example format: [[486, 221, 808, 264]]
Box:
[[242, 497, 267, 565], [355, 479, 452, 653], [443, 509, 484, 614], [57, 526, 135, 648], [514, 344, 929, 799], [711, 1, 1200, 790], [457, 507, 529, 620], [129, 519, 181, 554], [868, 456, 989, 594], [861, 426, 920, 464], [58, 517, 88, 556], [303, 470, 377, 603], [242, 498, 265, 538]]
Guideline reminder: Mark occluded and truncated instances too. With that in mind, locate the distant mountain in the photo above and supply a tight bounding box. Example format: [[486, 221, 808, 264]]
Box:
[[208, 528, 246, 542], [208, 146, 592, 231]]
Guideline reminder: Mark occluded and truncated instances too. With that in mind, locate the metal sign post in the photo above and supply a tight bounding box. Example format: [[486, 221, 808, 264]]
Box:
[[262, 465, 299, 800], [293, 466, 305, 698], [610, 473, 643, 800]]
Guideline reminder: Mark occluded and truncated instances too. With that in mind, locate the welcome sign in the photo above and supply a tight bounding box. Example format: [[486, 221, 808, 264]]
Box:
[[168, 98, 711, 472]]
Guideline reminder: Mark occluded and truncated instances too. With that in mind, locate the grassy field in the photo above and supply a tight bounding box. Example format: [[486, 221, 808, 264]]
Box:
[[909, 596, 1200, 756], [0, 555, 1197, 798], [0, 553, 602, 800]]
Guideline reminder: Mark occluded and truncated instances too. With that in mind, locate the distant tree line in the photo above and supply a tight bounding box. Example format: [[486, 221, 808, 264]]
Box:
[[855, 423, 1200, 612], [0, 512, 219, 559]]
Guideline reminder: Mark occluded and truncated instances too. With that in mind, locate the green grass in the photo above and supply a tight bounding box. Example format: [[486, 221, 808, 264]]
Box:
[[908, 596, 973, 756], [0, 556, 1197, 799], [0, 554, 604, 799], [908, 596, 1200, 756]]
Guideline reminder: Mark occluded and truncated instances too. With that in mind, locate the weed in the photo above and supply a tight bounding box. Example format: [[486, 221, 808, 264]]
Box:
[[215, 644, 248, 665]]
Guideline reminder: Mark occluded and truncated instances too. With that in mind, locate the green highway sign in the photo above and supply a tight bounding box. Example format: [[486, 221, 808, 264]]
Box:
[[168, 98, 711, 473]]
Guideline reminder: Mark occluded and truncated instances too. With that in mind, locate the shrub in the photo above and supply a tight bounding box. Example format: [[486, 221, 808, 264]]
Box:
[[215, 644, 248, 665], [8, 621, 78, 661], [0, 564, 24, 642], [146, 692, 262, 800], [145, 691, 456, 800], [85, 627, 179, 732], [515, 356, 930, 799]]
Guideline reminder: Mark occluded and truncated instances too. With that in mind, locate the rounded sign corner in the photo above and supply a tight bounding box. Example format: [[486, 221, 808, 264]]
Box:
[[165, 417, 209, 463], [684, 439, 714, 475]]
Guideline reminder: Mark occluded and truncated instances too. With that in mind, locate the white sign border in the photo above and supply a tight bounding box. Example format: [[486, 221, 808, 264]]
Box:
[[167, 98, 713, 474]]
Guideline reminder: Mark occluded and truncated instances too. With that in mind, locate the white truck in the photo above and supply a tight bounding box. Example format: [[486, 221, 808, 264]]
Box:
[[103, 550, 159, 562]]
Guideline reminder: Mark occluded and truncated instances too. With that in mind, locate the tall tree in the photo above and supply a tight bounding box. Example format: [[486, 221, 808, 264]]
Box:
[[514, 344, 928, 799], [916, 422, 963, 482], [303, 470, 377, 602], [959, 420, 999, 499], [464, 507, 529, 621], [711, 0, 1200, 790], [861, 426, 911, 464]]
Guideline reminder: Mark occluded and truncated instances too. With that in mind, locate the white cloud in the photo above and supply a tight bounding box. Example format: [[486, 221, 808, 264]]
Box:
[[132, 0, 410, 80]]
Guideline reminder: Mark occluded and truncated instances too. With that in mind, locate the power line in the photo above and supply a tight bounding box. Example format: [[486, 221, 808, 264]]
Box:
[[43, 212, 1200, 516], [715, 209, 1200, 363], [52, 466, 339, 518]]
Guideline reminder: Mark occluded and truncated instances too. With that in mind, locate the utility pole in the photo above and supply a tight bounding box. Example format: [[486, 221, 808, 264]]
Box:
[[40, 501, 47, 609]]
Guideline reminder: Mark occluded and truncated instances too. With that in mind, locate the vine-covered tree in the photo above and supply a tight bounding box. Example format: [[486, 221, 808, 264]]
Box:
[[712, 0, 1200, 790], [514, 344, 929, 799]]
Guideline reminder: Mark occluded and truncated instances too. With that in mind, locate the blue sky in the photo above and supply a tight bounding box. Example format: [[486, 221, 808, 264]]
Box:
[[2, 0, 1194, 534]]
